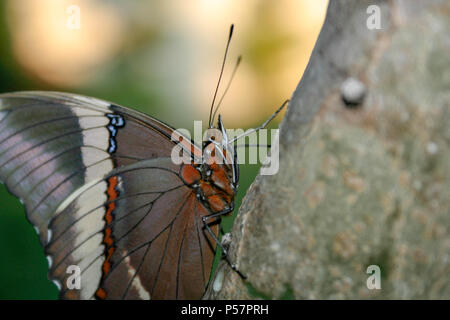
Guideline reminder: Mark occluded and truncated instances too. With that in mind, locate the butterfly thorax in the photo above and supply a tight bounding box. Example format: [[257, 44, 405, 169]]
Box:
[[179, 116, 239, 214], [180, 161, 236, 214]]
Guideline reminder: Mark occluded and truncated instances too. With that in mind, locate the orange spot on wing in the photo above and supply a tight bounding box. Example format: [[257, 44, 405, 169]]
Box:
[[96, 176, 119, 299], [181, 164, 201, 185], [105, 176, 118, 223], [104, 228, 114, 247], [95, 288, 107, 300]]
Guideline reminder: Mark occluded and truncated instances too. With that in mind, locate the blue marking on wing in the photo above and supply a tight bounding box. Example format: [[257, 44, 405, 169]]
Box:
[[106, 113, 125, 153]]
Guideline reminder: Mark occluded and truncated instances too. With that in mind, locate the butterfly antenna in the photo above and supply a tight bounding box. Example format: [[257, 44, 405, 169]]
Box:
[[211, 55, 242, 125], [228, 99, 289, 144], [208, 24, 234, 128]]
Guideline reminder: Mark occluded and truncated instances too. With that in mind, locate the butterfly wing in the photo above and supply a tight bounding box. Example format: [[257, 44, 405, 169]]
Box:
[[47, 158, 217, 300], [0, 92, 217, 299]]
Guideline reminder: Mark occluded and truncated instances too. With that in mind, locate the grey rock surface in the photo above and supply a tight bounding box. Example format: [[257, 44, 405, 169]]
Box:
[[205, 0, 449, 299]]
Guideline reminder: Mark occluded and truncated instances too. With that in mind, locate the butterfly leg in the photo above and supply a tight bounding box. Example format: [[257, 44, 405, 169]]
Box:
[[202, 207, 247, 280]]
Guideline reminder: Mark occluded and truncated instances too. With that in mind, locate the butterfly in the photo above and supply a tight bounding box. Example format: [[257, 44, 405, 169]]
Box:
[[0, 25, 287, 299]]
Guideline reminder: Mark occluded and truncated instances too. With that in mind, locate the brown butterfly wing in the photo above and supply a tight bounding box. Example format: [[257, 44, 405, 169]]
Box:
[[47, 158, 217, 300], [0, 92, 176, 244], [0, 91, 218, 299]]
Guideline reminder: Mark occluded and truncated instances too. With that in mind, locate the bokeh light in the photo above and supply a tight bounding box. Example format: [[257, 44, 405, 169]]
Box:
[[6, 0, 124, 86], [6, 0, 327, 127]]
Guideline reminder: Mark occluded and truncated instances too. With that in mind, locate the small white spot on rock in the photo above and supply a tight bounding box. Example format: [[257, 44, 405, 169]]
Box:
[[340, 77, 366, 107], [221, 233, 232, 248], [213, 269, 225, 292], [426, 142, 438, 155], [270, 242, 280, 251]]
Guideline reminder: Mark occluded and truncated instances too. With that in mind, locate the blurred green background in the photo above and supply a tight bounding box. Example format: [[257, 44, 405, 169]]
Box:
[[0, 0, 327, 299]]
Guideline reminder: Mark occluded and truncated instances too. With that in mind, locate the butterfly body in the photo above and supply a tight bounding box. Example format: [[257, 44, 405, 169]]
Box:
[[0, 91, 239, 300], [181, 163, 235, 214]]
